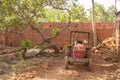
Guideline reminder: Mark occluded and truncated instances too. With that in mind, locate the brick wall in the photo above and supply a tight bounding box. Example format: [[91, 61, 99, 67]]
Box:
[[1, 22, 115, 48], [0, 31, 3, 44]]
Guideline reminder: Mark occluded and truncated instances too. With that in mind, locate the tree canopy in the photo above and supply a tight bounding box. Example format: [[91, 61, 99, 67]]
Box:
[[88, 2, 115, 22], [0, 0, 115, 29]]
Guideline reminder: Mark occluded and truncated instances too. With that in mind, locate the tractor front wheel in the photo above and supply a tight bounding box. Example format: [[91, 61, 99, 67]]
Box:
[[65, 56, 69, 69]]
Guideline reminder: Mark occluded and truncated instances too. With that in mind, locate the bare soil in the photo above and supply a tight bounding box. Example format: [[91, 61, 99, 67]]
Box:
[[0, 48, 120, 80]]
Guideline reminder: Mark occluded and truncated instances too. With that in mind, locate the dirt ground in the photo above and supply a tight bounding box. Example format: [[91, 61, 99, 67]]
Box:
[[0, 48, 120, 80]]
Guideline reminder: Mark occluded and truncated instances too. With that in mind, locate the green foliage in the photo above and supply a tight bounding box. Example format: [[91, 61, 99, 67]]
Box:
[[44, 9, 68, 22], [16, 52, 24, 60], [106, 5, 115, 22], [0, 0, 116, 32], [52, 28, 60, 36], [0, 0, 47, 32], [88, 2, 115, 22], [88, 2, 106, 22], [70, 2, 87, 22], [21, 40, 32, 49]]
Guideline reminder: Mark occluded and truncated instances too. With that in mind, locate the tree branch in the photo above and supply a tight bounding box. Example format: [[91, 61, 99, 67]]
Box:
[[37, 40, 46, 45], [47, 5, 71, 40], [30, 23, 50, 44]]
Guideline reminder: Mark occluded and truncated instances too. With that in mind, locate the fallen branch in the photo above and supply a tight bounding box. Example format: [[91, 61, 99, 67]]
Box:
[[2, 48, 22, 54], [35, 44, 59, 56]]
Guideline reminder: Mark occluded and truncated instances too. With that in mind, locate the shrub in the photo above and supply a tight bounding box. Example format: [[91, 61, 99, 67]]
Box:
[[21, 40, 32, 49], [52, 28, 60, 36], [16, 51, 24, 60]]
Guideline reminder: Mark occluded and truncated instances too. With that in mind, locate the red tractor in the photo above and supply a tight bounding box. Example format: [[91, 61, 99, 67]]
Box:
[[65, 31, 92, 71]]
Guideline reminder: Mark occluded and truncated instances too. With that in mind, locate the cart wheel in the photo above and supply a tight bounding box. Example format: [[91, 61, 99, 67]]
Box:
[[65, 56, 69, 69], [87, 58, 92, 71]]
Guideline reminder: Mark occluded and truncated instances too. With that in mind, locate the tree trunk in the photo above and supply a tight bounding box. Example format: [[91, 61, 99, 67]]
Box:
[[91, 0, 97, 47], [30, 24, 50, 44], [30, 23, 60, 55], [115, 11, 120, 61], [29, 22, 70, 55], [115, 0, 117, 13]]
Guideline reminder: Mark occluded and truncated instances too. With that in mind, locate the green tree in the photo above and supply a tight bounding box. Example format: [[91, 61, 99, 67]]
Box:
[[106, 5, 115, 22], [44, 9, 68, 22], [70, 2, 87, 22], [88, 2, 108, 22], [0, 0, 71, 57], [44, 0, 88, 22]]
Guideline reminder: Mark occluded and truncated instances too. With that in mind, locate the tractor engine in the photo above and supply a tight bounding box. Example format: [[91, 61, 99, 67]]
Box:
[[72, 44, 85, 59]]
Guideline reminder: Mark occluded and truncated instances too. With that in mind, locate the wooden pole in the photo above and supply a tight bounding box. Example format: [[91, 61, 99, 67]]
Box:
[[92, 0, 97, 47], [116, 12, 120, 61]]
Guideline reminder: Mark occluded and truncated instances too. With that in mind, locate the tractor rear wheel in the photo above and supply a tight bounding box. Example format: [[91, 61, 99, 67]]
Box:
[[87, 58, 92, 71]]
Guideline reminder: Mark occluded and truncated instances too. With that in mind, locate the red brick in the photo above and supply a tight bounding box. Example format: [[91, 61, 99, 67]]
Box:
[[0, 22, 114, 48]]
